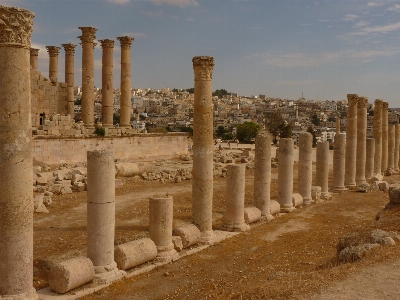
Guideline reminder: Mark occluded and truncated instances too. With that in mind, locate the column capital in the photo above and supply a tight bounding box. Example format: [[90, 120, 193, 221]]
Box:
[[62, 43, 77, 54], [30, 47, 39, 56], [374, 99, 383, 108], [347, 94, 359, 107], [382, 101, 389, 109], [117, 36, 134, 49], [0, 5, 34, 48], [78, 26, 97, 43], [46, 46, 61, 57], [100, 39, 115, 48], [192, 56, 214, 80], [358, 96, 368, 109]]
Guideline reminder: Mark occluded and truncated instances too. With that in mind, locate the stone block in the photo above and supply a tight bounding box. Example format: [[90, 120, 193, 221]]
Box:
[[270, 200, 281, 215], [244, 206, 261, 224], [378, 181, 389, 193], [73, 182, 86, 192], [389, 184, 400, 204], [311, 186, 321, 201], [172, 236, 183, 252], [114, 238, 157, 271], [292, 193, 304, 207], [172, 224, 201, 248], [36, 177, 48, 186]]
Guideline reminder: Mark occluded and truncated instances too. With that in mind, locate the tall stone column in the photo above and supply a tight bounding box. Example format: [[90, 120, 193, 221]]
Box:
[[345, 94, 358, 187], [336, 117, 341, 133], [388, 124, 395, 172], [192, 56, 215, 242], [117, 36, 134, 128], [0, 5, 37, 299], [316, 141, 330, 197], [99, 39, 114, 128], [46, 46, 60, 84], [395, 124, 400, 172], [381, 101, 389, 172], [355, 96, 368, 185], [332, 133, 347, 192], [278, 138, 294, 213], [373, 99, 383, 175], [62, 43, 76, 117], [30, 48, 39, 70], [298, 132, 313, 205], [78, 27, 97, 128], [253, 131, 273, 219], [365, 138, 375, 180]]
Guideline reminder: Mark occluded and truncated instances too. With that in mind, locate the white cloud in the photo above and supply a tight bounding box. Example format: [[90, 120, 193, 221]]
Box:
[[186, 17, 194, 21], [387, 4, 400, 12], [107, 0, 130, 4], [343, 14, 359, 21], [354, 21, 370, 28], [149, 0, 199, 8]]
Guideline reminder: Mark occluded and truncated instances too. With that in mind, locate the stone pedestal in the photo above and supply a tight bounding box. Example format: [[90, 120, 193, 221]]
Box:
[[87, 150, 122, 284], [62, 43, 76, 118], [382, 101, 389, 172], [192, 56, 215, 242], [365, 138, 375, 180], [30, 48, 39, 70], [373, 99, 383, 175], [278, 138, 294, 213], [395, 124, 400, 172], [149, 196, 177, 261], [345, 94, 358, 187], [0, 5, 37, 300], [100, 39, 114, 128], [332, 133, 347, 192], [388, 124, 395, 172], [46, 46, 61, 84], [356, 96, 368, 185], [222, 164, 250, 231], [298, 132, 313, 204], [117, 36, 134, 128], [253, 132, 273, 219], [78, 27, 97, 128], [316, 141, 330, 197]]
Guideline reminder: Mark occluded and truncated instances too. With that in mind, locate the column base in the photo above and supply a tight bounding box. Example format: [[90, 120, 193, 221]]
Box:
[[331, 186, 348, 193], [260, 213, 275, 221], [280, 204, 295, 213], [321, 192, 332, 200], [156, 248, 179, 263], [356, 179, 367, 185], [200, 230, 216, 245], [302, 197, 314, 206], [221, 221, 250, 232], [93, 262, 126, 285], [1, 287, 37, 300]]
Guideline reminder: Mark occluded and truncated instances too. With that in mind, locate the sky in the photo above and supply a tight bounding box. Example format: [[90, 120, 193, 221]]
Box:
[[2, 0, 400, 107]]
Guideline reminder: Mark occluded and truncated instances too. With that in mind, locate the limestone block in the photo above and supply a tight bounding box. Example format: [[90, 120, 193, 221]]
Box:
[[114, 238, 157, 271], [36, 176, 48, 186], [33, 194, 44, 210], [49, 256, 95, 294], [370, 173, 384, 182], [389, 185, 400, 204], [270, 200, 281, 215], [33, 166, 42, 173], [292, 193, 304, 207], [37, 171, 55, 182], [54, 169, 70, 181], [72, 173, 84, 184], [71, 167, 87, 176], [50, 184, 62, 194], [244, 206, 262, 224], [73, 182, 86, 192], [311, 186, 321, 201], [43, 196, 52, 206], [378, 181, 389, 193], [172, 224, 201, 248], [60, 186, 73, 194], [172, 236, 183, 252]]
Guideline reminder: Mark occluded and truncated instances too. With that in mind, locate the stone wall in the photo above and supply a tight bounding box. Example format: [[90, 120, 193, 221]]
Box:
[[32, 133, 189, 165]]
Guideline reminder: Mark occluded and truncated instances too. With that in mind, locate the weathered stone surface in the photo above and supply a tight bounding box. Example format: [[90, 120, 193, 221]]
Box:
[[378, 181, 389, 193], [357, 183, 371, 193], [114, 238, 157, 271], [270, 200, 281, 215], [292, 193, 303, 207], [338, 243, 379, 263], [311, 186, 321, 201], [172, 224, 201, 248], [298, 132, 313, 204], [244, 206, 262, 224], [172, 236, 183, 252], [278, 138, 294, 212], [389, 184, 400, 204]]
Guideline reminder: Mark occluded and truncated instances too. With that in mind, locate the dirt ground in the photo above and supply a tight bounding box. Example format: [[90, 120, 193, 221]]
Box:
[[32, 156, 400, 300]]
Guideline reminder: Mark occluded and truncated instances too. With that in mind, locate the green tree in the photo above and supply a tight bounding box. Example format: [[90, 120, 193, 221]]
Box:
[[74, 98, 82, 105], [280, 122, 292, 139], [236, 121, 260, 143], [264, 111, 286, 144], [311, 114, 321, 126], [222, 132, 233, 140], [186, 88, 194, 94], [216, 126, 225, 137], [213, 89, 229, 99]]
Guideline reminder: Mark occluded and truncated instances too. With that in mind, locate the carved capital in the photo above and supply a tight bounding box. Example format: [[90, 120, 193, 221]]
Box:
[[30, 47, 39, 56], [347, 94, 359, 107], [374, 99, 383, 109], [117, 36, 134, 49], [62, 43, 77, 54], [78, 26, 97, 43], [100, 39, 114, 48], [192, 56, 214, 81], [46, 46, 61, 57], [0, 5, 34, 48], [382, 101, 389, 109], [357, 96, 368, 109]]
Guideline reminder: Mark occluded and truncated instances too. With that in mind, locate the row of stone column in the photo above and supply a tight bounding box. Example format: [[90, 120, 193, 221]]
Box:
[[29, 27, 134, 128]]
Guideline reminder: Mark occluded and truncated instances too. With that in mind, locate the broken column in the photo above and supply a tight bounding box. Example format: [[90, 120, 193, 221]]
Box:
[[253, 131, 273, 219], [0, 5, 37, 299], [388, 124, 395, 173], [117, 36, 134, 128], [46, 46, 61, 84], [395, 124, 400, 172], [62, 43, 76, 117], [365, 138, 375, 180], [373, 99, 383, 175], [278, 138, 295, 212], [298, 132, 313, 205], [99, 39, 114, 128], [332, 133, 347, 192], [78, 27, 97, 128], [316, 141, 330, 198], [192, 56, 215, 242], [222, 164, 250, 231], [345, 94, 358, 187], [30, 47, 39, 70], [382, 101, 389, 172], [355, 96, 368, 185], [87, 150, 122, 283]]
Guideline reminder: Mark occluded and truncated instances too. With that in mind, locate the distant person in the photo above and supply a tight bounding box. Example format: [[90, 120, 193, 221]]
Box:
[[227, 141, 231, 149], [219, 143, 222, 151], [236, 139, 239, 146]]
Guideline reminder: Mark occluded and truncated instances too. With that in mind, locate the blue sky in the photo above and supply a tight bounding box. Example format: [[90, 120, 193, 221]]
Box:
[[3, 0, 400, 106]]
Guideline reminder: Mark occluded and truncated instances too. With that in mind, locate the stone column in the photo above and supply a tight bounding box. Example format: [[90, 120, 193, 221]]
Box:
[[78, 27, 97, 128], [332, 133, 347, 192], [381, 101, 389, 172], [222, 164, 250, 232], [253, 131, 273, 219], [395, 124, 400, 172], [117, 36, 134, 128], [62, 43, 76, 117], [365, 138, 375, 180], [355, 96, 368, 185], [373, 99, 383, 175], [316, 141, 330, 197], [345, 94, 358, 187], [99, 39, 114, 128], [278, 138, 294, 213], [87, 150, 121, 283], [149, 196, 177, 261], [298, 132, 313, 205], [46, 46, 61, 84], [388, 124, 395, 172], [0, 5, 37, 299], [30, 47, 39, 70], [336, 117, 341, 133], [192, 56, 215, 242]]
